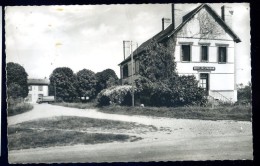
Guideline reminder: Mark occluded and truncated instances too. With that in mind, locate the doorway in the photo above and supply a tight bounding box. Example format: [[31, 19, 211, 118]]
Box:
[[199, 73, 209, 95]]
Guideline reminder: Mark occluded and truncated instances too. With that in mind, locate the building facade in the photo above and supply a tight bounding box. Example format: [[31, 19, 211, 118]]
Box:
[[25, 79, 49, 103], [119, 4, 241, 102]]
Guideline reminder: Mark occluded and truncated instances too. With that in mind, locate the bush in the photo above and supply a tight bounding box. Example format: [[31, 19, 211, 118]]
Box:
[[135, 78, 173, 107], [173, 75, 207, 106], [97, 85, 137, 106], [135, 76, 207, 107], [237, 83, 252, 104], [8, 98, 33, 116]]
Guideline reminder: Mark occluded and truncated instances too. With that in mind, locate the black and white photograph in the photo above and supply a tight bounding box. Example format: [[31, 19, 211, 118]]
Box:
[[5, 3, 252, 163]]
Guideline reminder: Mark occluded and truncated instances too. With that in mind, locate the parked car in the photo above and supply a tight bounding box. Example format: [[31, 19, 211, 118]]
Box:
[[37, 96, 55, 104]]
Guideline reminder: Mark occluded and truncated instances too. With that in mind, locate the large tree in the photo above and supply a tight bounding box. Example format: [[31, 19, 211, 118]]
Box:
[[95, 69, 118, 93], [49, 67, 77, 101], [6, 62, 28, 99], [76, 69, 97, 100]]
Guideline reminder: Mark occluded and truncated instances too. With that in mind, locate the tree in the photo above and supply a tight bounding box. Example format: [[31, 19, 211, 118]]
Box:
[[136, 39, 206, 107], [7, 83, 24, 100], [76, 69, 97, 100], [49, 67, 77, 101], [6, 62, 28, 99], [95, 69, 118, 93]]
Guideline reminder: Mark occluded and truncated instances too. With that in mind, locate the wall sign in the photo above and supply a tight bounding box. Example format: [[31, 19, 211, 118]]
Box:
[[193, 66, 215, 71]]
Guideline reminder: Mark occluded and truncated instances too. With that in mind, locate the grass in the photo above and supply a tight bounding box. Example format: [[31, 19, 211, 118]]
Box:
[[8, 116, 155, 150], [52, 102, 252, 121], [8, 102, 34, 116], [9, 116, 157, 132], [52, 102, 96, 109], [98, 105, 252, 121], [8, 128, 137, 150]]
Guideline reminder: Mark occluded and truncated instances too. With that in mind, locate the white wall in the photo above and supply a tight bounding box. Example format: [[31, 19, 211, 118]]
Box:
[[210, 74, 235, 90], [28, 85, 49, 103]]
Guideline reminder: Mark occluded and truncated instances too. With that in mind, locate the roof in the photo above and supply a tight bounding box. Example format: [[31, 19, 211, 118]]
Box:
[[28, 79, 50, 85], [119, 3, 241, 65], [119, 24, 175, 65]]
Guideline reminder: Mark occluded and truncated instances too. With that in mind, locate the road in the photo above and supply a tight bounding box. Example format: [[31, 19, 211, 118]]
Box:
[[8, 104, 253, 163]]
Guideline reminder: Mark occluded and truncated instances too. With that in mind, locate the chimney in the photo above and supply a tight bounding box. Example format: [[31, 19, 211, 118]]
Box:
[[172, 4, 175, 29], [171, 4, 183, 29], [221, 5, 233, 28], [162, 18, 171, 30]]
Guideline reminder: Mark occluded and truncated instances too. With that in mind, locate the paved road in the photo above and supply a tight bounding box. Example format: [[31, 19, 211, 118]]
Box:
[[8, 104, 253, 163]]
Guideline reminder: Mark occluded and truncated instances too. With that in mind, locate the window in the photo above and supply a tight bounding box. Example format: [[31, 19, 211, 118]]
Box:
[[123, 65, 128, 78], [181, 45, 191, 62], [28, 86, 32, 91], [218, 47, 227, 63], [38, 86, 43, 91], [38, 94, 43, 99], [201, 46, 208, 62]]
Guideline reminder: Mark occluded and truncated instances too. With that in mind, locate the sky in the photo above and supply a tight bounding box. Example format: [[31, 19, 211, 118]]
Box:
[[5, 3, 250, 85]]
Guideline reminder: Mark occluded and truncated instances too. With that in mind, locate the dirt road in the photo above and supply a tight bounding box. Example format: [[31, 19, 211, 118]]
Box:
[[8, 104, 253, 163]]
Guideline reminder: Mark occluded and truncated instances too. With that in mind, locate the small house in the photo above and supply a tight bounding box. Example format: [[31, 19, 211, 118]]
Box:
[[26, 78, 49, 103]]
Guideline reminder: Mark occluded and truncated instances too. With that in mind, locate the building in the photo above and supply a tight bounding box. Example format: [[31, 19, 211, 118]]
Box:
[[25, 78, 49, 103], [119, 4, 241, 102]]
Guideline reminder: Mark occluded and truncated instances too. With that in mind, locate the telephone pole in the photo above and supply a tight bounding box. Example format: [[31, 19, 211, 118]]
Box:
[[123, 40, 138, 107], [130, 41, 135, 107]]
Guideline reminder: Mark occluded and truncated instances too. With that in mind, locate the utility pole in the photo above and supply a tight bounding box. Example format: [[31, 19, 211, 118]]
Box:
[[123, 40, 137, 107], [123, 41, 125, 60], [123, 40, 130, 85], [130, 41, 135, 107]]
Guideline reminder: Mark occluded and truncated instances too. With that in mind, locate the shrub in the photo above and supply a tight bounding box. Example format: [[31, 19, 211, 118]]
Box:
[[135, 76, 207, 107], [97, 85, 137, 106], [8, 99, 33, 116], [172, 75, 207, 106], [237, 82, 252, 104]]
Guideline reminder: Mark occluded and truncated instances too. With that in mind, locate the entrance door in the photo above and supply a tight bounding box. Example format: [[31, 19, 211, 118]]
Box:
[[199, 73, 209, 95]]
